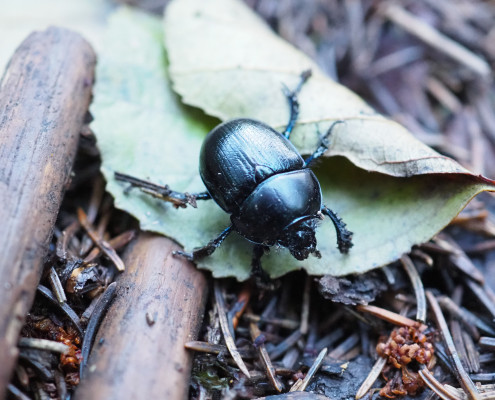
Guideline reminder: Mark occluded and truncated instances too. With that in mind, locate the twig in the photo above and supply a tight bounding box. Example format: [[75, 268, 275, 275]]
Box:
[[249, 322, 283, 392], [214, 281, 250, 378], [400, 254, 427, 322], [426, 291, 481, 400], [78, 208, 125, 272]]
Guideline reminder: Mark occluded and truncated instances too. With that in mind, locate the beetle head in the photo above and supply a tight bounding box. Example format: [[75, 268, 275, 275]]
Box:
[[279, 217, 319, 260]]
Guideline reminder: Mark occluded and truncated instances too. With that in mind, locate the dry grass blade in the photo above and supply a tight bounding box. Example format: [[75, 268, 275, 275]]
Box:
[[426, 291, 481, 400], [356, 304, 427, 330], [451, 320, 471, 372], [355, 356, 387, 399], [269, 329, 302, 361], [289, 347, 327, 392], [18, 338, 69, 354], [7, 384, 31, 400], [410, 249, 434, 267], [243, 313, 299, 329], [185, 341, 255, 359], [80, 282, 117, 379], [425, 77, 462, 114], [214, 281, 251, 378], [462, 331, 480, 373], [300, 276, 311, 335], [327, 333, 359, 360], [56, 220, 80, 259], [418, 368, 464, 400], [249, 321, 283, 392], [434, 235, 485, 284], [437, 295, 490, 338], [479, 337, 495, 350], [37, 285, 83, 336], [381, 3, 491, 78], [86, 175, 105, 224], [401, 254, 427, 322], [231, 282, 251, 330], [83, 230, 136, 263], [77, 208, 125, 271], [48, 266, 67, 303], [465, 280, 495, 320]]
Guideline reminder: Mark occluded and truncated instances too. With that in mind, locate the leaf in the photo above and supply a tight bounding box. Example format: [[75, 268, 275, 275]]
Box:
[[164, 0, 470, 178], [93, 6, 494, 281], [161, 0, 495, 276]]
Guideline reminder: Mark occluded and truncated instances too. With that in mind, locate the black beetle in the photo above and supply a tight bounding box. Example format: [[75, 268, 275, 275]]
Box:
[[116, 70, 353, 275]]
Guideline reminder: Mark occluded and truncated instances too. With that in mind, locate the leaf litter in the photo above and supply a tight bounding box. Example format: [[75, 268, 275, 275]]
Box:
[[8, 1, 495, 399]]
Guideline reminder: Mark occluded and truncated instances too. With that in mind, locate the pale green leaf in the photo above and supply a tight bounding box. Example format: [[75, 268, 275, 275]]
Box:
[[93, 6, 495, 281], [164, 0, 471, 178]]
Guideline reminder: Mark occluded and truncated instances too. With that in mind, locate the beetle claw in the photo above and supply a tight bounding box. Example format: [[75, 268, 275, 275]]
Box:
[[173, 250, 194, 261]]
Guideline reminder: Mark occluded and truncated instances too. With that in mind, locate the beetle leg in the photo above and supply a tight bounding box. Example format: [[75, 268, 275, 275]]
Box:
[[251, 245, 276, 289], [174, 225, 233, 261], [304, 120, 344, 167], [282, 69, 312, 139], [251, 245, 266, 277], [115, 172, 211, 208], [321, 206, 353, 254]]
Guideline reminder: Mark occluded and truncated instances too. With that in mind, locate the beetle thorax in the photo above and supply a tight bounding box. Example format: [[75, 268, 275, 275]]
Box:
[[230, 169, 322, 256]]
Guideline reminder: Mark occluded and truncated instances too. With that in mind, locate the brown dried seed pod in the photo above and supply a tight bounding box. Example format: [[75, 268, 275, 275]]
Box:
[[376, 322, 435, 398]]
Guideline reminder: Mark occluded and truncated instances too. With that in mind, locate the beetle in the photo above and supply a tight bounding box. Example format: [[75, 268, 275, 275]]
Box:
[[115, 70, 353, 275]]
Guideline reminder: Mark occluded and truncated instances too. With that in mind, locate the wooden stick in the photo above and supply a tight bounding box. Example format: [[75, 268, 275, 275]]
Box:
[[0, 27, 95, 396], [73, 233, 208, 400]]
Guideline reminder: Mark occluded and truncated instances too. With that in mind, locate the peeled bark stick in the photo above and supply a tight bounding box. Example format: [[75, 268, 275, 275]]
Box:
[[0, 27, 95, 394], [74, 233, 208, 400]]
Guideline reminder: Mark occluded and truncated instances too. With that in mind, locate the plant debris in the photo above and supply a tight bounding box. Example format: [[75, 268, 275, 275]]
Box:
[[7, 130, 135, 399], [376, 324, 435, 397], [6, 0, 495, 399]]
